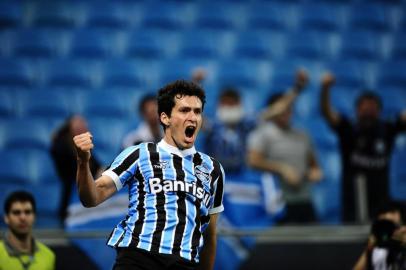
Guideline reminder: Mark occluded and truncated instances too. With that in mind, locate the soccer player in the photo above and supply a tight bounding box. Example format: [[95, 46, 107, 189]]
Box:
[[0, 191, 55, 270], [73, 80, 225, 270]]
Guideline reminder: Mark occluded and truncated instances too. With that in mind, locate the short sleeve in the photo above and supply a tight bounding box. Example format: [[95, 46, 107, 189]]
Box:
[[102, 145, 140, 191], [209, 162, 225, 215], [247, 127, 266, 153]]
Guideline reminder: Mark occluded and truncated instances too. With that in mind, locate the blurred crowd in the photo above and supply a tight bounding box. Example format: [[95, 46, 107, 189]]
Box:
[[49, 68, 406, 226]]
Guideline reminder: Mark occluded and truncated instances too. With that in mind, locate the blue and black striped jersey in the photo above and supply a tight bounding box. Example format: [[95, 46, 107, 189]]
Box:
[[102, 140, 225, 263]]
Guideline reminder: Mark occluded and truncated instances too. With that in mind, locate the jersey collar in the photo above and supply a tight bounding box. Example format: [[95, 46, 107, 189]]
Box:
[[158, 139, 196, 157], [3, 233, 38, 256]]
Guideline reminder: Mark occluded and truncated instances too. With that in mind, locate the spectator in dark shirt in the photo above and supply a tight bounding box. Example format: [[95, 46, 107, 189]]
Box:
[[320, 73, 406, 223], [50, 115, 101, 222]]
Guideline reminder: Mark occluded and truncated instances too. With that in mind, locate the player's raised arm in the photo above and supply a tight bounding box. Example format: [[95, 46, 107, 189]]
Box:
[[74, 132, 117, 207], [320, 72, 341, 126], [262, 69, 308, 121]]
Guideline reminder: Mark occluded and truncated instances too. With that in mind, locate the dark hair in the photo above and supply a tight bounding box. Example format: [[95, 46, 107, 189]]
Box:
[[138, 94, 156, 115], [375, 201, 403, 218], [266, 92, 284, 107], [355, 91, 382, 110], [4, 191, 36, 214], [219, 87, 240, 102], [371, 219, 398, 248], [157, 80, 206, 129]]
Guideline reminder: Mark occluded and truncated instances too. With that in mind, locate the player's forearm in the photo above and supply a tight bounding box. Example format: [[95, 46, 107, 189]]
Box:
[[76, 160, 99, 207], [320, 86, 340, 125], [262, 89, 299, 120], [197, 234, 217, 270], [248, 154, 285, 175]]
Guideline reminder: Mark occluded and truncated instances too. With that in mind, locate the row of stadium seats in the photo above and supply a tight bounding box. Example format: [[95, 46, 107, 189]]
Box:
[[1, 2, 404, 32], [0, 86, 404, 122], [1, 59, 406, 91], [1, 29, 405, 61]]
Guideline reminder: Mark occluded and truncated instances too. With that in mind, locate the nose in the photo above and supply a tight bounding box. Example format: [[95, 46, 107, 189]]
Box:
[[188, 111, 198, 122]]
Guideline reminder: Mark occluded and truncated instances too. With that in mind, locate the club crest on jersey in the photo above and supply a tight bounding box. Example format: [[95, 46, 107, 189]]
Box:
[[153, 160, 169, 170], [195, 165, 211, 185]]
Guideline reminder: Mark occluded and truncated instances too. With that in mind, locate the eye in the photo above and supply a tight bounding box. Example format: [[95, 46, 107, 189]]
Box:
[[180, 107, 190, 113]]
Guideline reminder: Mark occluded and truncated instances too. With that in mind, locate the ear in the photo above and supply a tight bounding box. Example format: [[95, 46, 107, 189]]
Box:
[[160, 112, 170, 127], [4, 214, 9, 225]]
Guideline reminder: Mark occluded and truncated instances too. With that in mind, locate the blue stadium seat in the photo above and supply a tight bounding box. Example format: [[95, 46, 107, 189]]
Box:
[[101, 59, 144, 89], [293, 91, 318, 120], [377, 87, 406, 118], [286, 32, 333, 60], [44, 59, 96, 89], [269, 61, 312, 91], [140, 3, 188, 30], [299, 118, 338, 150], [233, 31, 280, 60], [325, 61, 369, 88], [29, 2, 79, 29], [339, 32, 383, 61], [378, 61, 406, 88], [298, 4, 343, 32], [84, 2, 133, 30], [19, 90, 72, 120], [12, 29, 56, 59], [0, 91, 15, 118], [390, 136, 406, 201], [157, 58, 217, 87], [216, 60, 267, 89], [390, 34, 406, 60], [25, 149, 60, 184], [0, 2, 22, 29], [312, 149, 341, 223], [329, 87, 361, 116], [88, 118, 128, 164], [178, 31, 227, 60], [348, 4, 392, 32], [0, 149, 33, 184], [0, 58, 34, 88], [68, 29, 116, 59], [194, 4, 238, 31], [82, 90, 131, 120], [124, 31, 166, 59], [30, 182, 61, 214], [247, 3, 290, 31], [3, 119, 51, 151]]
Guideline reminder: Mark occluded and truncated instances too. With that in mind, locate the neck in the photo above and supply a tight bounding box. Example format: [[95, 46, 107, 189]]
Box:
[[163, 135, 186, 150], [7, 230, 32, 253]]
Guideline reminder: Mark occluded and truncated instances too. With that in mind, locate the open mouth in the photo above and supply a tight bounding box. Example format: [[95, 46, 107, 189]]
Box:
[[185, 126, 196, 138]]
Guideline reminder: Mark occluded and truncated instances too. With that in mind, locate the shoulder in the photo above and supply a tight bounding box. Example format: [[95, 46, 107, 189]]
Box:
[[198, 152, 224, 175], [0, 240, 6, 253], [36, 241, 55, 259]]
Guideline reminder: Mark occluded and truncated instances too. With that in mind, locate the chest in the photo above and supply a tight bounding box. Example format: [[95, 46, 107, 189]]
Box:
[[136, 151, 214, 195], [266, 132, 308, 159]]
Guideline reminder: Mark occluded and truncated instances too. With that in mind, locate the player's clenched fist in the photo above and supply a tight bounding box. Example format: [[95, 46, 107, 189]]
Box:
[[73, 132, 94, 161]]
